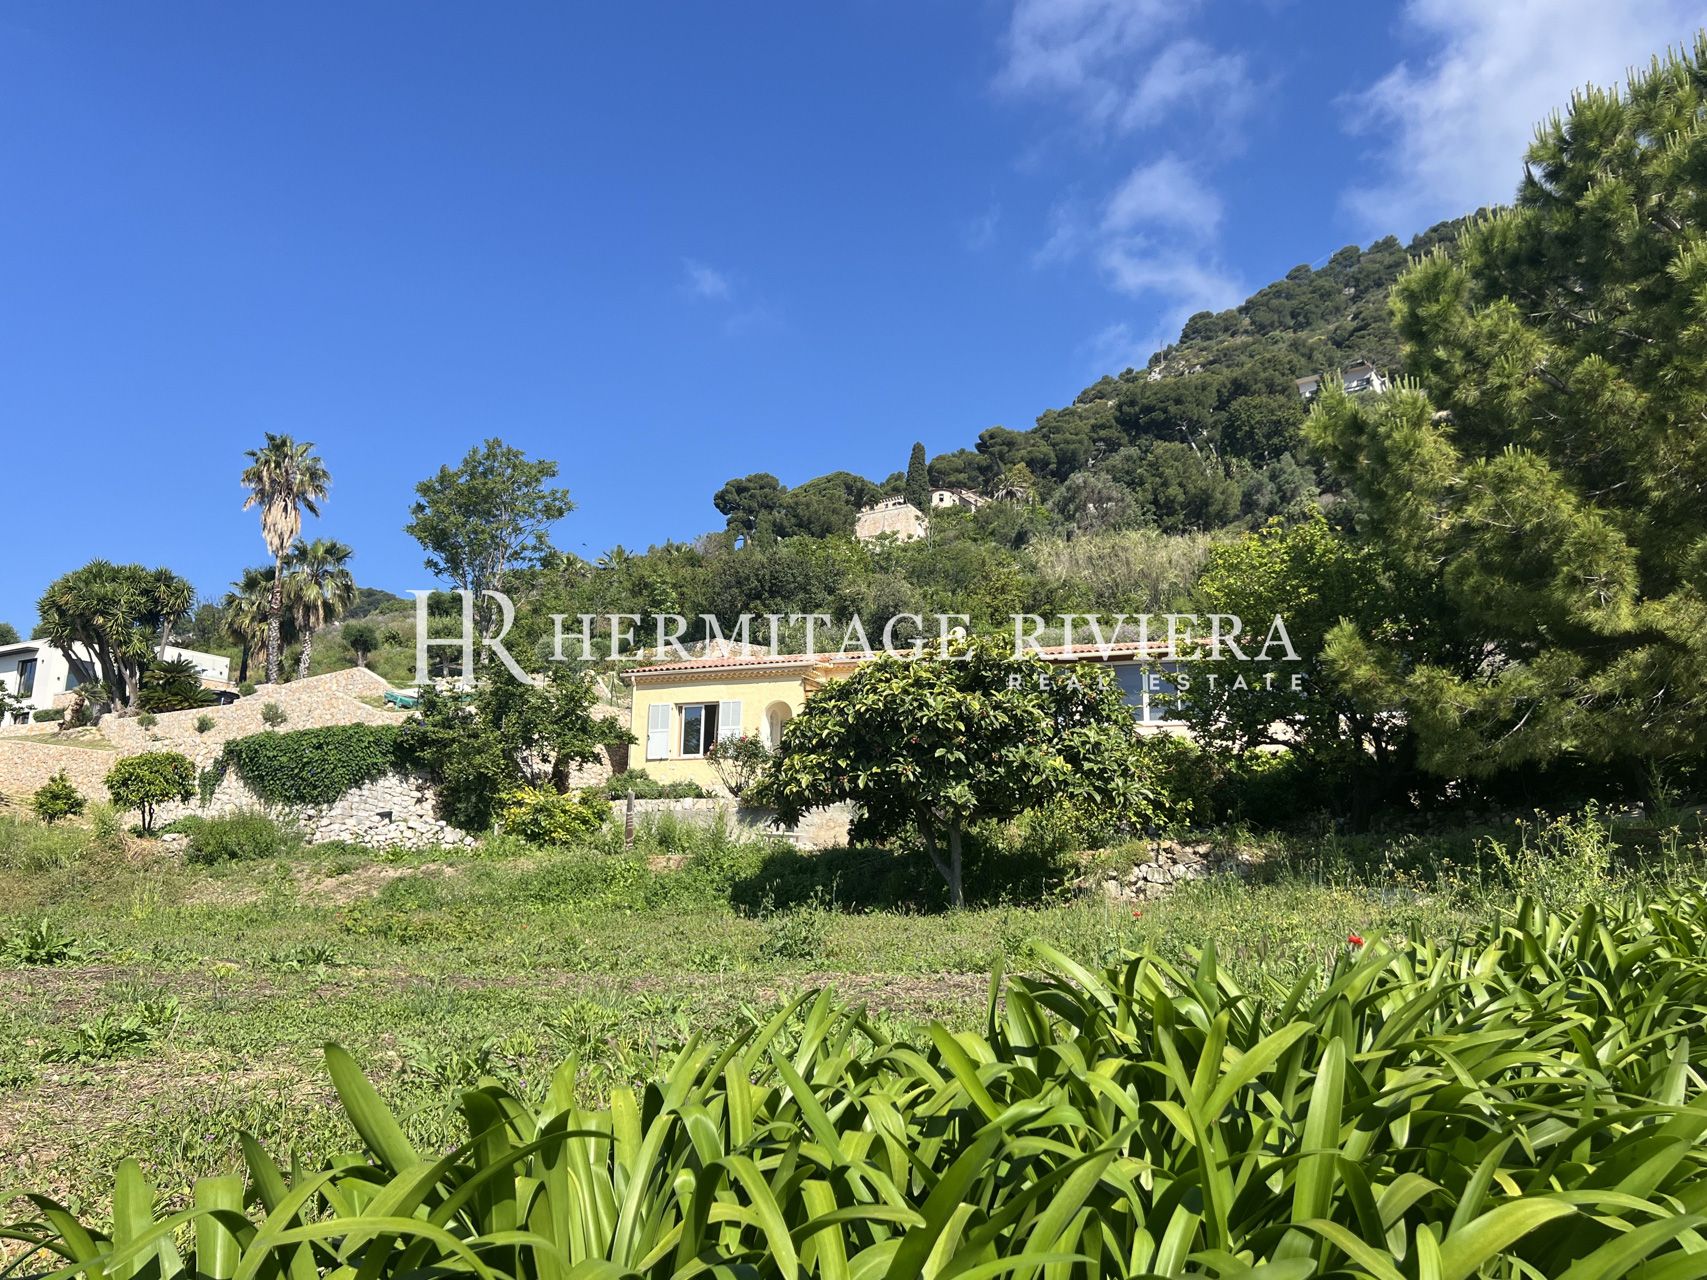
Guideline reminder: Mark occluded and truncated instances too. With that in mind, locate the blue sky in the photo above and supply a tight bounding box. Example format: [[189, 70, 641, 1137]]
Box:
[[3, 0, 1704, 631]]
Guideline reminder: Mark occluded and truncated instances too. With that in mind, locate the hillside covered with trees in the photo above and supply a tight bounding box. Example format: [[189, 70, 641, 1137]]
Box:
[[712, 216, 1471, 548]]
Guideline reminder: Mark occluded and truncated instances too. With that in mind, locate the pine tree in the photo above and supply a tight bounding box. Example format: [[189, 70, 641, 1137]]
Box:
[[904, 442, 929, 511], [1308, 36, 1707, 784]]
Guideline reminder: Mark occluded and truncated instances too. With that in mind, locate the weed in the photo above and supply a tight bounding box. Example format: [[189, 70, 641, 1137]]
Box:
[[2, 918, 88, 966]]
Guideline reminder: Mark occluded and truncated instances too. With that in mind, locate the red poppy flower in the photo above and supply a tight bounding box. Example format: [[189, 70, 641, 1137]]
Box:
[[1348, 933, 1365, 947]]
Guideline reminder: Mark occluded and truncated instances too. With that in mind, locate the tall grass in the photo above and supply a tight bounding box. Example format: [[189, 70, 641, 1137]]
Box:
[[8, 890, 1707, 1278]]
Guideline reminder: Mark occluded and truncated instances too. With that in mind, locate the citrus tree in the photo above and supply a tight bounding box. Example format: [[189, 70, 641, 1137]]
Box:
[[756, 637, 1147, 906], [105, 751, 195, 834]]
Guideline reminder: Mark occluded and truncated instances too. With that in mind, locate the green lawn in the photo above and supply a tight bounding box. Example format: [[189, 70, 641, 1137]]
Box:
[[0, 807, 1686, 1212]]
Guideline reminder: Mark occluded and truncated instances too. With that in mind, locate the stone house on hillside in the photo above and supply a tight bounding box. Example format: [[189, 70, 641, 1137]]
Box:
[[853, 487, 990, 543]]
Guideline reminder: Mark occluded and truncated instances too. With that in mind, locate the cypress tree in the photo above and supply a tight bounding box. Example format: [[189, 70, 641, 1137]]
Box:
[[904, 442, 929, 511]]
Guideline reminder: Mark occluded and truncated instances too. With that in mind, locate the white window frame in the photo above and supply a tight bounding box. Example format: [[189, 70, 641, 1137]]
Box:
[[678, 701, 719, 758]]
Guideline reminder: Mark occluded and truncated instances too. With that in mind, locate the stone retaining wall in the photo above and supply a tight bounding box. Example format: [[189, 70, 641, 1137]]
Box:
[[0, 738, 116, 802], [609, 795, 853, 850], [102, 667, 402, 767], [159, 767, 474, 850]]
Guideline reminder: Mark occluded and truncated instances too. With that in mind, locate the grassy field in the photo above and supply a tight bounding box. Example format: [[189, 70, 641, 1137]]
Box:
[[0, 804, 1691, 1212]]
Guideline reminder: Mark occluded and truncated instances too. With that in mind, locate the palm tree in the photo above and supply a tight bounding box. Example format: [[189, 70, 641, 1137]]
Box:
[[220, 566, 277, 686], [240, 434, 330, 684], [284, 538, 356, 678], [148, 567, 195, 659]]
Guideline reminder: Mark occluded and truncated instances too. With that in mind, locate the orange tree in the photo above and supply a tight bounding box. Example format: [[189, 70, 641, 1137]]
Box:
[[755, 637, 1149, 906]]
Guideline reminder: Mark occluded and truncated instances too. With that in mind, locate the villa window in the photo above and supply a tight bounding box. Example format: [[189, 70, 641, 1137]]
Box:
[[14, 659, 36, 700], [1114, 662, 1182, 724], [680, 701, 719, 757]]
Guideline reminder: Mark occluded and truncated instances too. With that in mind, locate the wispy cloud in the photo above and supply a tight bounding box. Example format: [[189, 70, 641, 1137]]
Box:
[[995, 0, 1252, 136], [1102, 154, 1222, 237], [1036, 154, 1242, 358], [992, 1, 1248, 369], [1083, 320, 1151, 376], [679, 258, 781, 337], [1342, 0, 1706, 234], [681, 258, 732, 301], [964, 204, 1002, 251]]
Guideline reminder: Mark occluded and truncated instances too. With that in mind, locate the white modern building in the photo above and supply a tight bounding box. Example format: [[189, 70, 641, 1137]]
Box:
[[1296, 361, 1389, 401], [0, 639, 231, 726]]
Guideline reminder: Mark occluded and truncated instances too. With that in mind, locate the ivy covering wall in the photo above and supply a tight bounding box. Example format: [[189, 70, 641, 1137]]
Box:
[[217, 724, 403, 806]]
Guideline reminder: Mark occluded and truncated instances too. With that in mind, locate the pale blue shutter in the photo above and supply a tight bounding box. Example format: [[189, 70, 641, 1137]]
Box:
[[646, 704, 670, 759], [717, 700, 742, 741]]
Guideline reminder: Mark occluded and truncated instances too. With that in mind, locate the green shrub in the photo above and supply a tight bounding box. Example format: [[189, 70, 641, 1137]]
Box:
[[31, 707, 63, 723], [135, 711, 158, 729], [194, 713, 216, 734], [219, 724, 401, 806], [595, 768, 709, 800], [183, 809, 303, 864], [1211, 748, 1326, 825], [237, 680, 256, 697], [260, 701, 287, 728], [105, 751, 195, 834], [496, 785, 606, 847], [1134, 733, 1220, 828], [31, 771, 86, 824], [756, 897, 830, 963], [18, 892, 1707, 1279], [704, 733, 772, 798]]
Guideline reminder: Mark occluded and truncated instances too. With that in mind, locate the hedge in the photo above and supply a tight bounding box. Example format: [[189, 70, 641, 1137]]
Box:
[[218, 724, 402, 806], [31, 708, 63, 723]]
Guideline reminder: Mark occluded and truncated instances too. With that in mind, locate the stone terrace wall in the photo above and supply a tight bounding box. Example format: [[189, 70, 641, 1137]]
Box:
[[102, 667, 402, 768], [156, 767, 473, 850], [610, 796, 853, 850], [0, 738, 116, 802], [0, 668, 403, 803]]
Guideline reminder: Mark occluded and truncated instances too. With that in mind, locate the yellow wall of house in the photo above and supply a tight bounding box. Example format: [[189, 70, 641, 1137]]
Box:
[[628, 671, 811, 792]]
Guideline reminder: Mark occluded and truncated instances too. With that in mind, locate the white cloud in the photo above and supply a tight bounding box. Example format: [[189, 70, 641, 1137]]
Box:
[[1037, 155, 1241, 350], [682, 259, 732, 301], [1102, 154, 1222, 236], [1098, 239, 1244, 350], [1343, 0, 1707, 234], [1120, 38, 1253, 130], [995, 0, 1251, 135], [995, 2, 1248, 369]]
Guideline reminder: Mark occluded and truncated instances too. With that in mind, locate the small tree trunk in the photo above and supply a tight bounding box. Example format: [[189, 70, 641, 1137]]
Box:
[[919, 820, 965, 910], [945, 823, 965, 910], [266, 557, 285, 684], [297, 629, 314, 680], [237, 644, 250, 685]]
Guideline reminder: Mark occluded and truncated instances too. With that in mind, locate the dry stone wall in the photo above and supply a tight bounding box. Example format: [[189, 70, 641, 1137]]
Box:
[[159, 767, 474, 850]]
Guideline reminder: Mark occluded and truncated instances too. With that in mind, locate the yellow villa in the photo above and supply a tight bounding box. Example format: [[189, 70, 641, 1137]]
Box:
[[624, 642, 1187, 793]]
